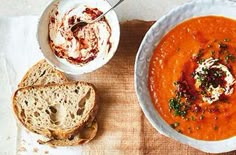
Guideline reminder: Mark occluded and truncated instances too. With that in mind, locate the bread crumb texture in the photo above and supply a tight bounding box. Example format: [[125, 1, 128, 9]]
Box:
[[13, 82, 96, 139]]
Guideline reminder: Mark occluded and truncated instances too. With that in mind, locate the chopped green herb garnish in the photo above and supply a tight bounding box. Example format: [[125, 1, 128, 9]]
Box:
[[201, 90, 207, 95], [191, 72, 196, 77], [169, 98, 187, 117], [174, 122, 179, 127], [225, 54, 235, 62], [196, 49, 204, 59], [191, 116, 196, 121], [170, 122, 180, 128], [199, 115, 204, 120], [210, 50, 215, 56], [197, 59, 205, 64], [173, 81, 178, 85]]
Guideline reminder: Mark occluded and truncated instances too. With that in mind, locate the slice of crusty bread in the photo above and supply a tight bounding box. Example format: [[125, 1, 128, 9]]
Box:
[[38, 119, 98, 146], [13, 82, 98, 140], [18, 59, 68, 87], [16, 60, 98, 146]]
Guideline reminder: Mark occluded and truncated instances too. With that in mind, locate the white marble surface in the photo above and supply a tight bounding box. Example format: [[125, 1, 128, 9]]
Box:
[[0, 0, 188, 21]]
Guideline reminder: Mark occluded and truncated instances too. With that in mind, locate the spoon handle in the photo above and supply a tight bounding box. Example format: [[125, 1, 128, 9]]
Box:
[[92, 0, 124, 23]]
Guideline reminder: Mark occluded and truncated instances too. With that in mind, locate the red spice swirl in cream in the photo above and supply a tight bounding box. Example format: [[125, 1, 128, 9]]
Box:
[[49, 4, 112, 65]]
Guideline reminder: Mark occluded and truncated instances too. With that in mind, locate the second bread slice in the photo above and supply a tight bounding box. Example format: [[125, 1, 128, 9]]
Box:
[[13, 82, 98, 140], [18, 60, 68, 87]]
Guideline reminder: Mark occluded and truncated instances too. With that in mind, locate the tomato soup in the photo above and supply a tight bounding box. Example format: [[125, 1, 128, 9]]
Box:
[[149, 16, 236, 140]]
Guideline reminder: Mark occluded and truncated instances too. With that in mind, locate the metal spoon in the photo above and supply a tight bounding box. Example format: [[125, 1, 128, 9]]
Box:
[[71, 0, 124, 32]]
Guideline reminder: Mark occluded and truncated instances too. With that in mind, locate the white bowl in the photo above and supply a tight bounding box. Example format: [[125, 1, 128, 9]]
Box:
[[37, 0, 120, 75], [135, 0, 236, 153]]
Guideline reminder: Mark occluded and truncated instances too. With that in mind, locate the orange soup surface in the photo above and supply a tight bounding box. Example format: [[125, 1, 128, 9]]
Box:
[[149, 16, 236, 140]]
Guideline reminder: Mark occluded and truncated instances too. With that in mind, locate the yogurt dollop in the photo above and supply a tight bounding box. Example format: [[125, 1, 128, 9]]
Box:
[[194, 57, 235, 104], [49, 3, 112, 65]]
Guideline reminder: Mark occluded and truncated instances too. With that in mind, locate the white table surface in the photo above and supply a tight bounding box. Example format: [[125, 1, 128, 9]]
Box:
[[0, 0, 188, 21]]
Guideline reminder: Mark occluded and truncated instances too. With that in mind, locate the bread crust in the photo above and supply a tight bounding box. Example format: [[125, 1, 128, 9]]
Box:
[[13, 59, 98, 145], [18, 59, 68, 88], [13, 81, 98, 140], [38, 119, 98, 146]]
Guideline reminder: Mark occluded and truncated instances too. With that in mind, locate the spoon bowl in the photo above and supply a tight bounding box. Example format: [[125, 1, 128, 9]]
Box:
[[70, 0, 124, 32]]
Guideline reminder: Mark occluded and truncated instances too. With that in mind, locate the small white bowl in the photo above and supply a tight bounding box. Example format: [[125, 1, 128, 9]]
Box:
[[37, 0, 120, 75], [135, 0, 236, 153]]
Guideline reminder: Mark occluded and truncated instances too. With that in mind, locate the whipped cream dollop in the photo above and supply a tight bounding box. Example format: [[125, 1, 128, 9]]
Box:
[[194, 57, 235, 104], [48, 3, 112, 65]]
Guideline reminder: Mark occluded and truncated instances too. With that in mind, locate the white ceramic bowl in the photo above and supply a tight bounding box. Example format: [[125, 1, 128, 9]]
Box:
[[38, 0, 120, 75], [135, 0, 236, 153]]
